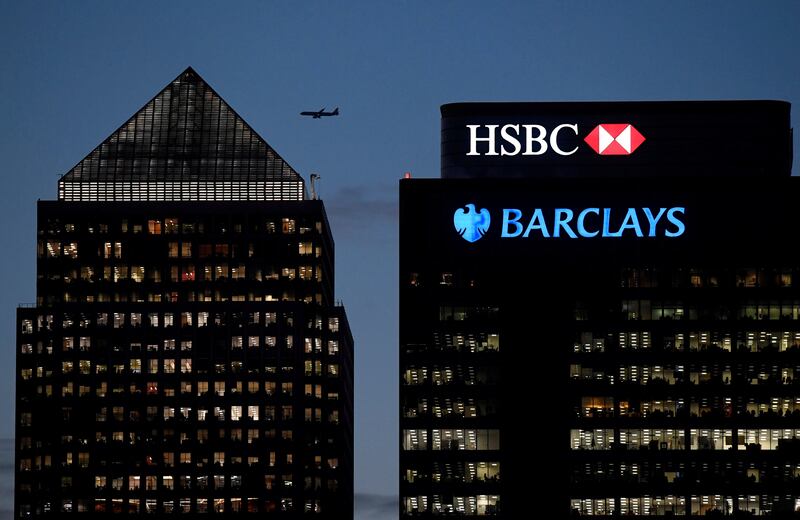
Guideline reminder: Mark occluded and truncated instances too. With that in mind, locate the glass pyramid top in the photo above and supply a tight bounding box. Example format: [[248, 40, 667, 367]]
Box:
[[58, 67, 305, 202]]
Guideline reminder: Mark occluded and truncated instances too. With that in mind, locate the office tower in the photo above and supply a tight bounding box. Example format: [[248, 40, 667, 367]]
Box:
[[16, 68, 353, 517], [400, 101, 799, 516]]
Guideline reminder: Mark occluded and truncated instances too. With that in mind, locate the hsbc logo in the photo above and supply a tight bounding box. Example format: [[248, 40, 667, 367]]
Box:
[[584, 124, 645, 155], [466, 123, 645, 157]]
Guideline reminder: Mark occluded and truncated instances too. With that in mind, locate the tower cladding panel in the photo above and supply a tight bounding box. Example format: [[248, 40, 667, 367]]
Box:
[[400, 101, 797, 517]]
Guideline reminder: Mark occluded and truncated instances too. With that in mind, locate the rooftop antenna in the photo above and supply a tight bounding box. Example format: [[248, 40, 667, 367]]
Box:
[[310, 173, 320, 200]]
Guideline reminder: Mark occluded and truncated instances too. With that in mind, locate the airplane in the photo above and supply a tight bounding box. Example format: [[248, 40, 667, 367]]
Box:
[[300, 107, 339, 119]]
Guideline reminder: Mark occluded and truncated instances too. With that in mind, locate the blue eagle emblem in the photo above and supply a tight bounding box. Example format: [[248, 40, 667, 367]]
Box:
[[453, 204, 491, 243]]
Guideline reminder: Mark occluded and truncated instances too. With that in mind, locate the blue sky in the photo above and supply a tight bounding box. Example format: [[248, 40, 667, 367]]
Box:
[[1, 1, 799, 517]]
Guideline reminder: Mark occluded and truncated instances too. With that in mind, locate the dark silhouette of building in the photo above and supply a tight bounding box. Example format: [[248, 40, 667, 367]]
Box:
[[16, 68, 353, 517], [400, 101, 799, 517]]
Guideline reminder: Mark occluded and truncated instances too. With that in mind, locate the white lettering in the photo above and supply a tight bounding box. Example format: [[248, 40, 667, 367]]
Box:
[[466, 125, 499, 156], [500, 124, 522, 156], [522, 125, 548, 155], [550, 124, 579, 156]]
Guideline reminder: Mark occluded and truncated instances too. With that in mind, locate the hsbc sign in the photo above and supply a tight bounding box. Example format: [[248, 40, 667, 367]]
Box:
[[584, 124, 646, 155], [465, 123, 646, 157]]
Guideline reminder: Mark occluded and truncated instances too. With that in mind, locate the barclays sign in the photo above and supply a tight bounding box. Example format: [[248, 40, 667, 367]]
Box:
[[454, 205, 685, 242]]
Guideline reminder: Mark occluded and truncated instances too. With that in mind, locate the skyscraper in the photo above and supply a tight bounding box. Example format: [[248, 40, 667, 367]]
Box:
[[400, 101, 799, 517], [16, 68, 353, 517]]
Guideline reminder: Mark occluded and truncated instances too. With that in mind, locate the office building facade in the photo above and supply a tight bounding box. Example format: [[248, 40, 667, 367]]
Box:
[[400, 101, 798, 517], [16, 68, 353, 517]]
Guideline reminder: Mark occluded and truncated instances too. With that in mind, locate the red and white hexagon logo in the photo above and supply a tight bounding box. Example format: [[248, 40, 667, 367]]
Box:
[[584, 124, 645, 155]]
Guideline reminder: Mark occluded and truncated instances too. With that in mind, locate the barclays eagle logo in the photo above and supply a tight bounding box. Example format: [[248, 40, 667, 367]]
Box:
[[453, 204, 491, 243]]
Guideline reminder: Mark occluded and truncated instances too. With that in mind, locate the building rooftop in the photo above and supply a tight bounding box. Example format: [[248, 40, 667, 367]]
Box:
[[58, 67, 304, 202]]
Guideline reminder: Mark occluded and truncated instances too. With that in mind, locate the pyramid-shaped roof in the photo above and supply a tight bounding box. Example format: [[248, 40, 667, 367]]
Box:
[[58, 67, 305, 201]]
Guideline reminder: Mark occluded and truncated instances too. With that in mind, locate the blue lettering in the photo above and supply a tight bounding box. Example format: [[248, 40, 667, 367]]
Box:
[[665, 207, 686, 237], [577, 208, 599, 237], [618, 208, 644, 237], [642, 208, 667, 237], [553, 209, 577, 238], [523, 209, 550, 238], [501, 209, 523, 237], [602, 208, 621, 237], [491, 206, 686, 239]]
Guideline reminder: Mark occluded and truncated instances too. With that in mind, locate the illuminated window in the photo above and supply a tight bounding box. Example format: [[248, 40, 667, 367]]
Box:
[[164, 218, 179, 234], [130, 266, 144, 283], [737, 269, 758, 287], [164, 359, 176, 374], [198, 312, 209, 327], [80, 266, 94, 281], [46, 240, 60, 257], [214, 452, 225, 467], [145, 476, 157, 490], [181, 265, 195, 282], [247, 406, 259, 421], [570, 429, 614, 450], [403, 429, 428, 450], [103, 242, 122, 259], [64, 243, 78, 259], [431, 429, 500, 450], [328, 341, 339, 355], [299, 266, 313, 281], [148, 220, 162, 235]]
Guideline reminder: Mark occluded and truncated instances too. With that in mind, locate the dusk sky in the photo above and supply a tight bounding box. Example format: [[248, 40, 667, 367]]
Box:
[[2, 1, 799, 517]]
